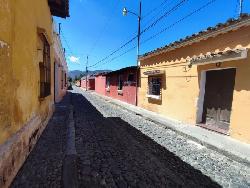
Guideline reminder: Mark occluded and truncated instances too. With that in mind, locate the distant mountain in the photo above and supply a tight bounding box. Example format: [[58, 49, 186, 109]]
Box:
[[68, 70, 111, 79]]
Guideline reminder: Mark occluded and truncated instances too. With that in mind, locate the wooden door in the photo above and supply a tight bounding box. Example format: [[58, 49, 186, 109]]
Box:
[[202, 68, 236, 134]]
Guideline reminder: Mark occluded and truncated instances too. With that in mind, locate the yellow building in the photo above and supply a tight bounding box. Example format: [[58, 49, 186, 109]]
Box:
[[138, 15, 250, 144], [0, 0, 69, 187]]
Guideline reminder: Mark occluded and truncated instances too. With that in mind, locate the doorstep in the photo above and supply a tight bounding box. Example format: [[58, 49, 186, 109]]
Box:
[[91, 91, 250, 166]]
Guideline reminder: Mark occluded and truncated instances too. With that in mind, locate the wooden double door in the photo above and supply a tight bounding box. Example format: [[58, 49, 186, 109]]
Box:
[[202, 68, 236, 134]]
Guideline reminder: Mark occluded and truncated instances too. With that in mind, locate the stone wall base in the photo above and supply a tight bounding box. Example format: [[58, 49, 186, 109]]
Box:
[[0, 105, 54, 188]]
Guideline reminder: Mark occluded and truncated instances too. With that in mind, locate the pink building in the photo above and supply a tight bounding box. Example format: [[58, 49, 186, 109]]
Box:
[[53, 22, 68, 103], [80, 76, 95, 90], [95, 73, 108, 95]]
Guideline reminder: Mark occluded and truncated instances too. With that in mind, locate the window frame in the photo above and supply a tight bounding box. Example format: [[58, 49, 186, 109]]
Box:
[[127, 73, 135, 82], [117, 74, 123, 91], [64, 72, 67, 87], [147, 76, 162, 100], [39, 33, 51, 99], [106, 77, 110, 89]]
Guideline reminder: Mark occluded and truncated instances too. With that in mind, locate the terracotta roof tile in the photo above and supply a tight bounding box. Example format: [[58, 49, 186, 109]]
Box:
[[140, 14, 250, 60]]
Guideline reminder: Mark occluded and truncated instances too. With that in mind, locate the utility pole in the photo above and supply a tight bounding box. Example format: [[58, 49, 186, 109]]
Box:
[[136, 0, 142, 106], [85, 56, 88, 91], [122, 0, 142, 106], [239, 0, 244, 17], [137, 0, 142, 60]]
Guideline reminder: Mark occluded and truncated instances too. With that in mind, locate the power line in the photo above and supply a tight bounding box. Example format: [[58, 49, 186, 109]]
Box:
[[60, 30, 75, 57], [142, 0, 169, 19], [141, 0, 217, 45], [142, 0, 176, 27], [89, 0, 188, 68], [88, 0, 121, 54], [92, 45, 137, 69], [140, 0, 188, 35], [88, 35, 137, 68], [93, 0, 217, 69]]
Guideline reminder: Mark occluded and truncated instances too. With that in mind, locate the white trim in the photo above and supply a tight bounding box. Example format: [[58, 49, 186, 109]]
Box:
[[196, 71, 206, 123], [190, 49, 248, 66], [117, 90, 123, 94], [146, 94, 161, 100]]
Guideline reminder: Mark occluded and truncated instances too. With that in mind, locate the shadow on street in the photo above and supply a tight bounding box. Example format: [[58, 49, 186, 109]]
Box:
[[72, 92, 221, 188]]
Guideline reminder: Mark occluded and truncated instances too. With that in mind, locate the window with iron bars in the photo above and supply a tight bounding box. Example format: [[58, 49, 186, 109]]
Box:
[[127, 73, 134, 82], [106, 77, 110, 89], [39, 34, 51, 98], [64, 72, 67, 87], [61, 70, 64, 89], [148, 77, 161, 96], [118, 75, 123, 90]]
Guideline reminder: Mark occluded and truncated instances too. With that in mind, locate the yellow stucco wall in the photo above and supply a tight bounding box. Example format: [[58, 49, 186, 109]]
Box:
[[0, 0, 54, 144], [139, 25, 250, 143]]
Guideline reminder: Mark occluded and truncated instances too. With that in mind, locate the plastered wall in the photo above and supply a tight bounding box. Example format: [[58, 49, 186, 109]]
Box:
[[0, 0, 54, 144], [139, 25, 250, 143]]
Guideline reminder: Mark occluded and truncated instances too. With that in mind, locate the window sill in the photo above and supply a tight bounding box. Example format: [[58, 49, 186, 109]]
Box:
[[39, 95, 51, 101], [146, 94, 161, 100], [117, 90, 123, 95]]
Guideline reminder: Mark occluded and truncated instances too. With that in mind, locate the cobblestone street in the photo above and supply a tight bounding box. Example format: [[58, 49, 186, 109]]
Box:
[[11, 88, 250, 187]]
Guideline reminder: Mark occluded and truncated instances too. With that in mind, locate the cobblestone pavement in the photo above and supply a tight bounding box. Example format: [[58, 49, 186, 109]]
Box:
[[72, 89, 218, 187], [73, 87, 250, 188], [10, 88, 250, 188], [11, 95, 70, 188]]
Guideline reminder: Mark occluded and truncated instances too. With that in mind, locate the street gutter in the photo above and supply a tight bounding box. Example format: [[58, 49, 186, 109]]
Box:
[[63, 97, 78, 188]]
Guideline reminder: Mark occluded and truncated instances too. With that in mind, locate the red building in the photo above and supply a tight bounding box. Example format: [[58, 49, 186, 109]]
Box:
[[80, 76, 95, 90], [105, 66, 138, 105]]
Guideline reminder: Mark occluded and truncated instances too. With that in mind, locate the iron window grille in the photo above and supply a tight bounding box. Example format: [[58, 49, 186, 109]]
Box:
[[106, 77, 110, 89], [61, 70, 64, 89], [39, 34, 51, 98], [118, 75, 123, 90], [148, 77, 161, 96], [64, 72, 67, 87], [128, 73, 135, 82]]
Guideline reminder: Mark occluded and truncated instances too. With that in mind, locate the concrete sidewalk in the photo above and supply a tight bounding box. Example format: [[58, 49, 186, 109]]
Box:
[[89, 90, 250, 166]]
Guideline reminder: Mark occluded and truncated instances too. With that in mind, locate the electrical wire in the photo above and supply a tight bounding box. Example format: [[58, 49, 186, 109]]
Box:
[[88, 0, 188, 68], [88, 36, 137, 68], [140, 0, 188, 35], [141, 0, 217, 45], [88, 0, 121, 55], [142, 0, 176, 27], [142, 0, 169, 19], [91, 45, 137, 69], [92, 0, 217, 69]]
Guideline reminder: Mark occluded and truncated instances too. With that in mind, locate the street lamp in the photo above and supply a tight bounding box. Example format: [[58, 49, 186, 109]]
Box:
[[122, 7, 128, 16], [122, 1, 142, 60], [122, 1, 142, 106]]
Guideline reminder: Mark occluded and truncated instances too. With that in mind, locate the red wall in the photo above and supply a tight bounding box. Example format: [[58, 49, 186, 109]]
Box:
[[95, 75, 106, 95], [105, 69, 137, 105]]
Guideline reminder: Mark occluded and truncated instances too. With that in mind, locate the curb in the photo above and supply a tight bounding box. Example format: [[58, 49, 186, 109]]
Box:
[[63, 100, 78, 188]]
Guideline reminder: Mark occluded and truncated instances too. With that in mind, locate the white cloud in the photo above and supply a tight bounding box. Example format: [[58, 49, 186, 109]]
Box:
[[68, 56, 80, 64]]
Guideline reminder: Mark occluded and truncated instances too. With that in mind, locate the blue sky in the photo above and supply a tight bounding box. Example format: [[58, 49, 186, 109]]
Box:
[[55, 0, 250, 71]]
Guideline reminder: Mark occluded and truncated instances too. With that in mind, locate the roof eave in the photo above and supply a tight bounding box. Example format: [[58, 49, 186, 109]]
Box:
[[48, 0, 69, 18], [139, 16, 250, 61]]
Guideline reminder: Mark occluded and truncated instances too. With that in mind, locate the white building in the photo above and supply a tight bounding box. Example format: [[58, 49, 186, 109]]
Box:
[[53, 22, 68, 102]]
